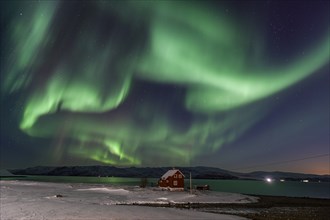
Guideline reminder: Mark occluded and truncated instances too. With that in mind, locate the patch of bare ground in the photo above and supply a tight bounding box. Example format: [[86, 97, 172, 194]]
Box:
[[196, 195, 330, 220], [127, 195, 330, 220]]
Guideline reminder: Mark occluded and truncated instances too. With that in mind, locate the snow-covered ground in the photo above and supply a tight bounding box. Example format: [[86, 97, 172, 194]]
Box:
[[0, 180, 256, 219]]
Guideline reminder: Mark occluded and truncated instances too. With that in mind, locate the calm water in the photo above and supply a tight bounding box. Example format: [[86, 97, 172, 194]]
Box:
[[1, 176, 329, 199]]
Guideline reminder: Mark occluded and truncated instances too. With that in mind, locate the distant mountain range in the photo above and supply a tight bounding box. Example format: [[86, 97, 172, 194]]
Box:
[[6, 166, 330, 182], [0, 169, 15, 177]]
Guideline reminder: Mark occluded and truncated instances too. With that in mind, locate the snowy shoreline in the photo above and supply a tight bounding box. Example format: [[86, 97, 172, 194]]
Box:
[[0, 180, 254, 219]]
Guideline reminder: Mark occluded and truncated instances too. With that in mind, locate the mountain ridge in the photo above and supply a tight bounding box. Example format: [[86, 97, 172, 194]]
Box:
[[7, 166, 329, 182]]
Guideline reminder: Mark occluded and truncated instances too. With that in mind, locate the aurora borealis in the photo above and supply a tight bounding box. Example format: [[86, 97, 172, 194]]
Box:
[[1, 0, 329, 174]]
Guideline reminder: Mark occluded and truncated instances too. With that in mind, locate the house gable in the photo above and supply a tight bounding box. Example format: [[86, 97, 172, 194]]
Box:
[[161, 169, 185, 180]]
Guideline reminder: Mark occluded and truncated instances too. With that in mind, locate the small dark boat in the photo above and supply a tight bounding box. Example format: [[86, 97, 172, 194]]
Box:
[[195, 185, 210, 190]]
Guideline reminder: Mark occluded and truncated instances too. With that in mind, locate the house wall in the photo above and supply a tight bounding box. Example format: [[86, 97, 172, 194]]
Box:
[[158, 171, 184, 188]]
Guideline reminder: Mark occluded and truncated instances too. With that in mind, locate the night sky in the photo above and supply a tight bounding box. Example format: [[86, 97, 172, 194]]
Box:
[[1, 0, 329, 174]]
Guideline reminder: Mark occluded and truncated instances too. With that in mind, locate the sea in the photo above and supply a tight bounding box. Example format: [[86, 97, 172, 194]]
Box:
[[1, 175, 329, 199]]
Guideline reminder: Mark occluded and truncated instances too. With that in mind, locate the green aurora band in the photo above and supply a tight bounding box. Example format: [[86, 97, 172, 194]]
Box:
[[2, 1, 329, 166]]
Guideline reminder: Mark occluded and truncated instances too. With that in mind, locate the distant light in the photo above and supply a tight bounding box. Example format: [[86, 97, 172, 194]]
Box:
[[265, 178, 273, 183], [302, 179, 309, 183], [280, 179, 285, 182]]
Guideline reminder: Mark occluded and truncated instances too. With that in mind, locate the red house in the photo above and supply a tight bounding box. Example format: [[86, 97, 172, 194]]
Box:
[[158, 169, 185, 191]]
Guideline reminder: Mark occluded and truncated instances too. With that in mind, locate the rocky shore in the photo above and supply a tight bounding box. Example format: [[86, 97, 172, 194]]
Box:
[[199, 195, 330, 220], [128, 195, 330, 220]]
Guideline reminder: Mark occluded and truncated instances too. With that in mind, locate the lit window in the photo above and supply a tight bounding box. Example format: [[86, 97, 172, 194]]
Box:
[[179, 174, 182, 178], [173, 180, 177, 186]]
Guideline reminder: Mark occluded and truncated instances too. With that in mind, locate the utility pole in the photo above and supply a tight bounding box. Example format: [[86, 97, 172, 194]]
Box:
[[190, 172, 192, 194]]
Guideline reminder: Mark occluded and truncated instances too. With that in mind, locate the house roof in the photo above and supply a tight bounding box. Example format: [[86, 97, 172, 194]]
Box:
[[161, 169, 184, 179]]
